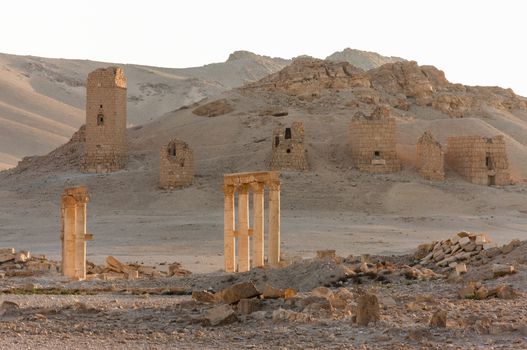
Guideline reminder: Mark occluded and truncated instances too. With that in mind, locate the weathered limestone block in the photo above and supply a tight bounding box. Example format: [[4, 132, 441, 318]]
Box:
[[356, 293, 381, 326], [219, 282, 261, 304], [81, 67, 128, 173], [349, 106, 401, 174], [204, 304, 237, 326], [159, 139, 194, 189]]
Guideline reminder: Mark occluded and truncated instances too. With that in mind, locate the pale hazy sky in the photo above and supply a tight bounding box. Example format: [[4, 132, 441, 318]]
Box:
[[2, 0, 526, 96]]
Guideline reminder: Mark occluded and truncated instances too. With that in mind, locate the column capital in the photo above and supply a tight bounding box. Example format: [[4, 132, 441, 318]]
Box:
[[251, 181, 265, 193], [223, 184, 235, 195], [61, 195, 77, 208], [268, 180, 281, 191], [237, 183, 249, 193]]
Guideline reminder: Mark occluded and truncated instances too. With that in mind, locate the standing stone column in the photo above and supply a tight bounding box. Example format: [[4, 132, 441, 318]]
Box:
[[237, 184, 250, 272], [252, 182, 265, 268], [61, 193, 77, 279], [223, 185, 236, 272], [74, 188, 89, 280], [268, 180, 281, 266]]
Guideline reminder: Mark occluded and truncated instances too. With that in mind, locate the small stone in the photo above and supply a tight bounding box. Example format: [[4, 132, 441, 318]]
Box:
[[458, 236, 471, 246], [237, 298, 261, 315], [192, 290, 218, 303], [492, 264, 515, 278], [475, 286, 489, 300], [495, 285, 515, 299], [311, 287, 333, 299], [458, 284, 475, 299], [462, 242, 476, 252], [455, 263, 467, 275], [14, 251, 30, 263], [219, 282, 261, 304], [284, 288, 297, 299], [203, 304, 237, 326], [316, 250, 336, 260], [356, 293, 380, 326], [429, 310, 447, 328], [272, 308, 311, 323], [0, 301, 19, 316], [261, 284, 284, 299]]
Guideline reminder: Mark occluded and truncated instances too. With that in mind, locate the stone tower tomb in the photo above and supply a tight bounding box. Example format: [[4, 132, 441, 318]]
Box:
[[81, 67, 128, 173], [159, 139, 194, 189], [349, 106, 401, 174], [445, 135, 510, 186], [269, 121, 308, 171]]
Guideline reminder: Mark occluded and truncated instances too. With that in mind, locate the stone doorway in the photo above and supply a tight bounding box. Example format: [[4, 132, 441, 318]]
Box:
[[488, 175, 496, 186]]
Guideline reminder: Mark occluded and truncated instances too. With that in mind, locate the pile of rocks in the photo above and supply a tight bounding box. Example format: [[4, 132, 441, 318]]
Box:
[[0, 248, 57, 278], [416, 231, 493, 269], [86, 256, 191, 280], [192, 280, 384, 328]]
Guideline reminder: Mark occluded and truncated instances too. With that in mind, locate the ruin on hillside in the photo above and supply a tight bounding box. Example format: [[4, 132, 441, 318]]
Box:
[[81, 67, 128, 173], [445, 135, 510, 186], [269, 121, 308, 171], [416, 130, 445, 181], [349, 106, 401, 173], [159, 139, 194, 189]]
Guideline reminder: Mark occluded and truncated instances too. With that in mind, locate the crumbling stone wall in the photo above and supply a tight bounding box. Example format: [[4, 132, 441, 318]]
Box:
[[416, 131, 445, 181], [159, 139, 194, 189], [445, 135, 510, 185], [349, 106, 401, 173], [269, 121, 308, 171], [81, 67, 127, 173]]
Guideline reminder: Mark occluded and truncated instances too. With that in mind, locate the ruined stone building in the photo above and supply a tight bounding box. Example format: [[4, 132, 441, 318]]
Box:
[[159, 139, 194, 189], [445, 135, 510, 186], [223, 171, 281, 273], [81, 67, 128, 173], [349, 106, 401, 173], [416, 131, 445, 181], [269, 121, 309, 171]]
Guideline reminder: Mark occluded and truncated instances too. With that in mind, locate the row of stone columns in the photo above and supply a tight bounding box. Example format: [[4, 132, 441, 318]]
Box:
[[224, 173, 281, 273], [61, 187, 93, 280]]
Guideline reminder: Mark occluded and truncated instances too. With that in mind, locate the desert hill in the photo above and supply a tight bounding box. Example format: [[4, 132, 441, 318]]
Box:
[[0, 48, 404, 170], [2, 56, 527, 269]]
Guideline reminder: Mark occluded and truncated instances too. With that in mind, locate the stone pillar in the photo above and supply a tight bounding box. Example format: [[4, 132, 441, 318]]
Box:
[[61, 187, 92, 280], [223, 185, 236, 272], [74, 189, 89, 280], [237, 184, 250, 272], [268, 181, 281, 266], [61, 194, 77, 279], [252, 182, 265, 268]]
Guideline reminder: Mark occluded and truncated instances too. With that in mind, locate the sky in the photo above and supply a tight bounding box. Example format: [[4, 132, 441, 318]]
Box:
[[2, 0, 526, 96]]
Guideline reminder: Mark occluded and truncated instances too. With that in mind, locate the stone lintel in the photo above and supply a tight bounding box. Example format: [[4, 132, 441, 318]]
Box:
[[224, 171, 280, 186]]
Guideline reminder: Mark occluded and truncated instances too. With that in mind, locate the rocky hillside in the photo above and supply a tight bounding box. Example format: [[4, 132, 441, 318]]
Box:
[[0, 49, 408, 170], [326, 47, 405, 70], [0, 51, 288, 170]]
